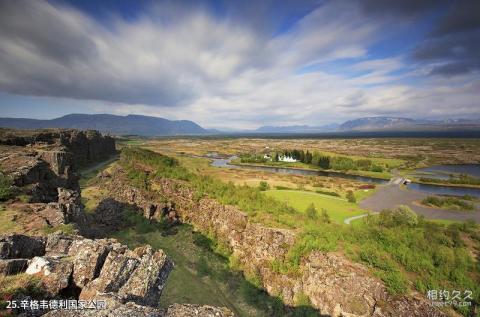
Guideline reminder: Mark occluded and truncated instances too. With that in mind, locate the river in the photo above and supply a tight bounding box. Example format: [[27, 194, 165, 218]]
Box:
[[209, 157, 480, 198]]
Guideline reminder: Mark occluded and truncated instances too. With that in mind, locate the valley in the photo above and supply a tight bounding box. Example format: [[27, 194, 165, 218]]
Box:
[[1, 130, 479, 317]]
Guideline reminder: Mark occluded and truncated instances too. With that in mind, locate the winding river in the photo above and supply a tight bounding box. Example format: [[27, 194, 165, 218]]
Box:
[[210, 157, 480, 198]]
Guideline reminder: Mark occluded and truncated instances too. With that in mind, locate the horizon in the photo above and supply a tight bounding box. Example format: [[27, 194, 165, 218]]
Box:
[[0, 0, 479, 129]]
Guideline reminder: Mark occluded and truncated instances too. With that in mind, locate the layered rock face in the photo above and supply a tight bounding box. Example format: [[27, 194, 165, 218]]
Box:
[[106, 168, 445, 317], [0, 129, 116, 230], [1, 233, 172, 313], [0, 129, 116, 168], [1, 232, 233, 317]]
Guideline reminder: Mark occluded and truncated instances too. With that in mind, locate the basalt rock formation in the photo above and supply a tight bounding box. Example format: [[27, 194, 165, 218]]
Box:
[[0, 129, 233, 316], [1, 232, 233, 317], [0, 129, 116, 168], [104, 166, 446, 317], [0, 129, 116, 230]]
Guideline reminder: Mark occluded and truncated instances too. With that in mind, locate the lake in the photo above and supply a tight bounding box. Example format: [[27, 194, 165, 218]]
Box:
[[413, 164, 480, 180]]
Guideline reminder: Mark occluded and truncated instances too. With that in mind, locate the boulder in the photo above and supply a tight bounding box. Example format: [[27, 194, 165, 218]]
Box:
[[79, 246, 140, 299], [26, 256, 74, 297], [0, 258, 29, 275], [118, 245, 174, 307], [68, 239, 110, 287], [0, 234, 45, 259], [45, 232, 75, 255]]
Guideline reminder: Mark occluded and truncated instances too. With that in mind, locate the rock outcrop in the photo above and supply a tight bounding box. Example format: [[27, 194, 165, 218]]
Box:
[[105, 168, 445, 317], [0, 129, 116, 168], [0, 129, 116, 234], [43, 303, 234, 317], [1, 232, 178, 314]]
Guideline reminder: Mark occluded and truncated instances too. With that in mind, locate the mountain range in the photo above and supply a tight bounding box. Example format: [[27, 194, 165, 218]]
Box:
[[0, 114, 479, 135], [0, 114, 209, 136]]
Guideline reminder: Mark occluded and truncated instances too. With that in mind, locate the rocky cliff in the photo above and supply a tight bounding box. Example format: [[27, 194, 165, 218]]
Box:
[[0, 129, 234, 316], [0, 232, 233, 317], [104, 167, 446, 317], [0, 128, 116, 168]]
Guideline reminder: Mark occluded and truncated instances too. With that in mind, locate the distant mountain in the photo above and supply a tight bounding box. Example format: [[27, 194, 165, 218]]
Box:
[[339, 117, 415, 131], [255, 123, 339, 133], [338, 117, 480, 131], [0, 114, 210, 136]]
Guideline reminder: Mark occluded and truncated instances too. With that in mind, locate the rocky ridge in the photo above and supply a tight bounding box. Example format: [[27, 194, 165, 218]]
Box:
[[0, 129, 233, 316], [105, 167, 446, 317], [1, 232, 232, 317]]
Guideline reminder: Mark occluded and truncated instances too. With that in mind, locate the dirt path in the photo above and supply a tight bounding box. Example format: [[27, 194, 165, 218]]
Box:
[[344, 214, 370, 224], [360, 184, 480, 222]]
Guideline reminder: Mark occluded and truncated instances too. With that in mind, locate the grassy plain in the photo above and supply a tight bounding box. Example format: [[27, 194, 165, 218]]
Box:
[[264, 190, 366, 223]]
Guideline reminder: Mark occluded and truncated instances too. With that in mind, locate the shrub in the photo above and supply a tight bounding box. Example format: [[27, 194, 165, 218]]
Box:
[[320, 209, 331, 223], [0, 173, 13, 201], [315, 190, 341, 197], [346, 190, 356, 203], [258, 181, 270, 191], [422, 196, 474, 211], [305, 203, 318, 220], [379, 205, 418, 227]]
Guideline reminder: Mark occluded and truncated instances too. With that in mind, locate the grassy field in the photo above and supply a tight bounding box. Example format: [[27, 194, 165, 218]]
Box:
[[264, 190, 366, 223]]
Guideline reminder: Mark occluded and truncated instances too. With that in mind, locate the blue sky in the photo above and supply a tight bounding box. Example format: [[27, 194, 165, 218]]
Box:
[[0, 0, 478, 129]]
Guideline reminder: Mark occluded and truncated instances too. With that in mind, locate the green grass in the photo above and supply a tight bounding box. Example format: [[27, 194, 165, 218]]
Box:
[[0, 206, 21, 233], [421, 196, 475, 211], [264, 190, 365, 223], [111, 217, 319, 316]]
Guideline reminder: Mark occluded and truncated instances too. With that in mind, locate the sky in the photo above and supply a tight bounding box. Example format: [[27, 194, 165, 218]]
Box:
[[0, 0, 479, 130]]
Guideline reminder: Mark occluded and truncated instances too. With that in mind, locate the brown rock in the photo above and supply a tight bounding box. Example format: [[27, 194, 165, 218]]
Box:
[[118, 245, 174, 307], [26, 256, 73, 297], [0, 234, 45, 259], [165, 304, 235, 317], [45, 232, 75, 255], [69, 239, 110, 287]]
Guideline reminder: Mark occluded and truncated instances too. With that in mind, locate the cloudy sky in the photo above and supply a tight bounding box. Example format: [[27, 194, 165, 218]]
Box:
[[0, 0, 479, 129]]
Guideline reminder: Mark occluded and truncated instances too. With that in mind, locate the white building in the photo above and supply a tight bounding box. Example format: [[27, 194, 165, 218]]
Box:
[[279, 155, 297, 162]]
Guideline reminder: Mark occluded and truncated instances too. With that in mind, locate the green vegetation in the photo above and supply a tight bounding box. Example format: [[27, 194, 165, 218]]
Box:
[[345, 190, 356, 203], [113, 208, 319, 316], [0, 173, 13, 201], [419, 175, 480, 186], [239, 154, 268, 163], [422, 196, 475, 211], [0, 206, 21, 233], [119, 147, 480, 315], [264, 190, 364, 224], [314, 189, 340, 197], [271, 149, 387, 174], [40, 223, 77, 235], [258, 181, 270, 191], [0, 274, 44, 315]]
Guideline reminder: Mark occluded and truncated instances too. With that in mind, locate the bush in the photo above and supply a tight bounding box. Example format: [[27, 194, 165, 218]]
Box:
[[422, 196, 474, 211], [258, 181, 270, 191], [305, 203, 318, 220], [346, 190, 356, 203], [320, 209, 331, 223], [379, 205, 418, 227], [315, 190, 341, 197], [0, 173, 13, 201]]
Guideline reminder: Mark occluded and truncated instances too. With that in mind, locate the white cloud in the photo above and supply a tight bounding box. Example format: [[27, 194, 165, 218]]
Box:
[[0, 0, 478, 129]]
